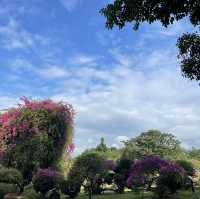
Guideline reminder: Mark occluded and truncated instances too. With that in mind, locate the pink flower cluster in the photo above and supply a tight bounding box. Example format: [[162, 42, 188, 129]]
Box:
[[20, 97, 75, 124], [0, 97, 75, 154], [67, 143, 76, 153], [0, 110, 39, 146]]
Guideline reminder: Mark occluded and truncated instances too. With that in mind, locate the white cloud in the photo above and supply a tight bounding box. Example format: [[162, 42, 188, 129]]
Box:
[[115, 136, 129, 143], [0, 18, 31, 49], [10, 57, 33, 71], [50, 48, 200, 154], [70, 54, 97, 65], [36, 66, 69, 79], [0, 96, 18, 111], [0, 18, 48, 50], [59, 0, 80, 11]]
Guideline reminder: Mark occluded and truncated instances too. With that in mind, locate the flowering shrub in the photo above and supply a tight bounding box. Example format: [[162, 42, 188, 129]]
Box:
[[0, 97, 74, 182], [127, 155, 185, 191], [33, 168, 62, 195]]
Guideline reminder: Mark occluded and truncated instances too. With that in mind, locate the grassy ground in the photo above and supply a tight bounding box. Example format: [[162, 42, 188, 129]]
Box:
[[74, 188, 200, 199], [76, 192, 152, 199], [22, 185, 200, 199]]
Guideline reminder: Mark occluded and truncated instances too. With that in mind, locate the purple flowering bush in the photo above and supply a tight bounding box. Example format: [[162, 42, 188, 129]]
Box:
[[33, 168, 62, 195], [156, 165, 185, 196], [127, 155, 186, 194]]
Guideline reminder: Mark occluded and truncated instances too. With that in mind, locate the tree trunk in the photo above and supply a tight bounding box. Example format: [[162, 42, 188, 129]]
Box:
[[89, 188, 92, 199]]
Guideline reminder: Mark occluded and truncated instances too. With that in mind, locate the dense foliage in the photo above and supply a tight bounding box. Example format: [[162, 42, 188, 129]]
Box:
[[122, 130, 182, 160], [101, 0, 200, 82], [0, 97, 74, 182]]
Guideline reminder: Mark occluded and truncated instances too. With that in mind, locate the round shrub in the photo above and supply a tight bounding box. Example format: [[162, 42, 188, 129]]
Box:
[[0, 183, 19, 199], [0, 167, 23, 193], [33, 168, 62, 195], [0, 97, 74, 182]]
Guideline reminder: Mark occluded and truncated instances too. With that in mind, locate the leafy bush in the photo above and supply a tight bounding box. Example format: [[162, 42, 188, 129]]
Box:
[[0, 167, 23, 193], [0, 183, 18, 198], [33, 168, 62, 195], [60, 179, 81, 198], [0, 97, 74, 182]]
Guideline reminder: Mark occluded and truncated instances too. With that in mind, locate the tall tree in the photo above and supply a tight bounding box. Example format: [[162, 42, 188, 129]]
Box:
[[122, 130, 182, 159], [96, 137, 108, 152], [100, 0, 200, 82]]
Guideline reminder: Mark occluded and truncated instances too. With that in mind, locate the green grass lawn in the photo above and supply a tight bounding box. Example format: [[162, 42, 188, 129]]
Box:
[[76, 192, 152, 199], [74, 188, 200, 199], [22, 185, 200, 199]]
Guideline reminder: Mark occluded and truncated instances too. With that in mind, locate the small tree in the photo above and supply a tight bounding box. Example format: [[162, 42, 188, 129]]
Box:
[[96, 137, 108, 152], [114, 159, 132, 193], [68, 153, 106, 199]]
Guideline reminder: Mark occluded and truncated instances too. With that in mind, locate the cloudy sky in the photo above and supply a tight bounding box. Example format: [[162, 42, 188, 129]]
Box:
[[0, 0, 200, 154]]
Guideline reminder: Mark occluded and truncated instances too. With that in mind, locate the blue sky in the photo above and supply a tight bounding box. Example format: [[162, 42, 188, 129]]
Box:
[[0, 0, 200, 154]]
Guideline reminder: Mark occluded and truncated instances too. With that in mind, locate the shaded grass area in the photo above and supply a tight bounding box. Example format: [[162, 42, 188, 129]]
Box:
[[75, 188, 200, 199], [21, 186, 200, 199], [77, 192, 152, 199]]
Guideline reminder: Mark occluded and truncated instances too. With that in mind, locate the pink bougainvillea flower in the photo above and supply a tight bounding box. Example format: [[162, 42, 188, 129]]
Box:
[[67, 143, 75, 153], [0, 97, 75, 154]]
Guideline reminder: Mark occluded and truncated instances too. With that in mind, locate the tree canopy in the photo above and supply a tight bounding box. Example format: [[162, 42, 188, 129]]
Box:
[[101, 0, 200, 82], [122, 130, 182, 159]]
